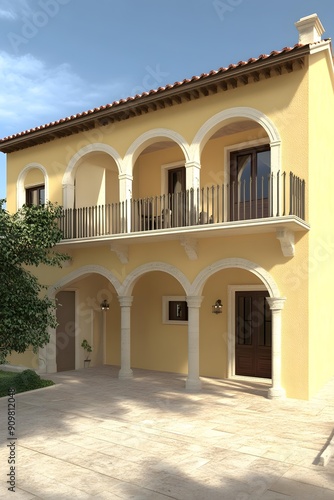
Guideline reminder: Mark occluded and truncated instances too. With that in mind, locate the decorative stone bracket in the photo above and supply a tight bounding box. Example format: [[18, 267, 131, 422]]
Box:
[[276, 229, 295, 257], [180, 238, 198, 260], [110, 244, 129, 264]]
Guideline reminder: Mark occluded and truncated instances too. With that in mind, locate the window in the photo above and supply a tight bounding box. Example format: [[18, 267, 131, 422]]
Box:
[[26, 185, 45, 206], [162, 296, 188, 324], [230, 145, 270, 220]]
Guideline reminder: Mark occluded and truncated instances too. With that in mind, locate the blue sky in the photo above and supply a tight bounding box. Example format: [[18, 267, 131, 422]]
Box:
[[0, 0, 333, 201]]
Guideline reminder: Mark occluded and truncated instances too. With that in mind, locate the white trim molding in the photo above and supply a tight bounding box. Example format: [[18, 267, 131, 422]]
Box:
[[162, 296, 188, 325], [191, 107, 281, 166], [17, 163, 49, 210], [124, 128, 191, 177], [120, 261, 191, 296], [62, 143, 123, 209], [191, 257, 280, 297]]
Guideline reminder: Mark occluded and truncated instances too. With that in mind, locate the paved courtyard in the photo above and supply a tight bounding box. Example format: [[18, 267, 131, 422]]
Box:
[[0, 366, 333, 499]]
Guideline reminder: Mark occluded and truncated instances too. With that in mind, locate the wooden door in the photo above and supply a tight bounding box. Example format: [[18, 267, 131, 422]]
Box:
[[168, 166, 186, 226], [230, 146, 270, 221], [235, 291, 272, 378], [56, 291, 76, 372]]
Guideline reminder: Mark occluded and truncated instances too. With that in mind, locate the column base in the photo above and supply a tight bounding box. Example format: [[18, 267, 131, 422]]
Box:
[[45, 362, 57, 374], [267, 386, 286, 399], [118, 369, 133, 380], [185, 377, 202, 391]]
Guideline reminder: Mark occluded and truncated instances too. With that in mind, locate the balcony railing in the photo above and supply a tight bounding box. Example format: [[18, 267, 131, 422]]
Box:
[[59, 171, 305, 240]]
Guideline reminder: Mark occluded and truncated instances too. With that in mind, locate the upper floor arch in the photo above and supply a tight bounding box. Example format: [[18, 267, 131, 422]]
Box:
[[123, 128, 191, 176], [62, 143, 123, 209], [190, 107, 282, 174]]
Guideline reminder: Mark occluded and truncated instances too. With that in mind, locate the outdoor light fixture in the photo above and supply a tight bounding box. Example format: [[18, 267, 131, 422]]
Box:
[[212, 299, 222, 314], [100, 299, 110, 311]]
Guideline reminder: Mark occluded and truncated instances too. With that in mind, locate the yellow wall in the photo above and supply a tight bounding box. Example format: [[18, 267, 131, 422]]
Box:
[[6, 350, 38, 371], [7, 47, 334, 400], [24, 168, 44, 188], [22, 226, 309, 397], [308, 48, 334, 396], [6, 62, 309, 212]]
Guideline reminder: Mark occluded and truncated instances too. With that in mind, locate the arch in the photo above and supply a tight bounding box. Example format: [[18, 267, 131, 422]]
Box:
[[190, 257, 280, 297], [41, 265, 123, 374], [124, 128, 191, 176], [63, 143, 123, 185], [62, 143, 123, 209], [119, 261, 192, 296], [191, 107, 281, 169], [17, 163, 49, 209], [48, 264, 123, 298]]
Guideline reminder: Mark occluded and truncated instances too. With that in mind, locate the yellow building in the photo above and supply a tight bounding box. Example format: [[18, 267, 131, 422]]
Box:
[[1, 14, 334, 400]]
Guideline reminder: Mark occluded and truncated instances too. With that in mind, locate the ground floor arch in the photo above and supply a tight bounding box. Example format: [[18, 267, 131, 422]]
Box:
[[41, 267, 121, 374]]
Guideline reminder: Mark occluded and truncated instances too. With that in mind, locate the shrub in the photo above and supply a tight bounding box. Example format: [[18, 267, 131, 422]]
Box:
[[0, 369, 54, 397]]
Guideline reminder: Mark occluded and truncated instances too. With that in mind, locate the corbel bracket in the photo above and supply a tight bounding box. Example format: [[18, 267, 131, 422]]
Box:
[[180, 238, 198, 260], [110, 244, 129, 264], [276, 229, 295, 257]]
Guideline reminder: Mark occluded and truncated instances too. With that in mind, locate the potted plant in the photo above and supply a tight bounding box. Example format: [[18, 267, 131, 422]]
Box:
[[81, 339, 92, 368]]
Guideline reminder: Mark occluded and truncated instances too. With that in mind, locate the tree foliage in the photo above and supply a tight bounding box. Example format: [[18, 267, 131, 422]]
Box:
[[0, 201, 68, 363]]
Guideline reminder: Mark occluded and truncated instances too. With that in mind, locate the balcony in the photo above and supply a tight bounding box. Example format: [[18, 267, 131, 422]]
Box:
[[59, 172, 306, 242]]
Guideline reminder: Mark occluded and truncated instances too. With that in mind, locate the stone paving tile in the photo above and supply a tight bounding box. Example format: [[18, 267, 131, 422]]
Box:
[[0, 366, 333, 499], [0, 484, 38, 499], [280, 464, 334, 491], [268, 477, 334, 499], [17, 472, 94, 499]]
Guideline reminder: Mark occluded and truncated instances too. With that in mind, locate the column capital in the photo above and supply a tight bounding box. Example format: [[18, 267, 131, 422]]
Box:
[[118, 296, 134, 307], [266, 297, 286, 311], [186, 296, 203, 308], [118, 173, 133, 181], [185, 161, 201, 170]]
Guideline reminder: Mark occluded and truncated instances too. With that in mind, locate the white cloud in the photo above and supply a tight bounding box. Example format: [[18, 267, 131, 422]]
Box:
[[0, 0, 32, 20], [0, 51, 123, 137], [0, 9, 15, 19]]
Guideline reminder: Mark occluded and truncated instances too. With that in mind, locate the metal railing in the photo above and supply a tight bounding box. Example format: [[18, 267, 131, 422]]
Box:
[[59, 171, 305, 239]]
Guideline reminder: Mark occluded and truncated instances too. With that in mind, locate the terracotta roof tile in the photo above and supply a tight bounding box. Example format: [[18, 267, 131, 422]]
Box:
[[0, 42, 311, 143]]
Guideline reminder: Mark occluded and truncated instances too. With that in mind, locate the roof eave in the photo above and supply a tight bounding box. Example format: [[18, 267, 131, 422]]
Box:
[[0, 44, 311, 154]]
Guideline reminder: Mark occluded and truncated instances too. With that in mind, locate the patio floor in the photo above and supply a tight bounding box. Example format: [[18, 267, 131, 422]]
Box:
[[0, 366, 333, 499]]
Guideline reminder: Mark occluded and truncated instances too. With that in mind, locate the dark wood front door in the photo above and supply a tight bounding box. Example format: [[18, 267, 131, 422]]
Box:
[[56, 291, 76, 372], [235, 291, 272, 378]]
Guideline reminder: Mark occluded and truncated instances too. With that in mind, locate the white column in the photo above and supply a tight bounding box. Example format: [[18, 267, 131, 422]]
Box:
[[118, 296, 133, 379], [119, 173, 133, 201], [185, 161, 201, 224], [38, 346, 47, 373], [186, 296, 203, 390], [102, 310, 107, 365], [266, 297, 286, 399], [270, 141, 281, 216], [62, 183, 75, 209], [119, 173, 133, 233], [43, 327, 57, 373], [185, 161, 201, 191]]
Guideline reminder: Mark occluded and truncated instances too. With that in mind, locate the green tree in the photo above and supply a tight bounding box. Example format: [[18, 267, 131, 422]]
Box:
[[0, 201, 68, 364]]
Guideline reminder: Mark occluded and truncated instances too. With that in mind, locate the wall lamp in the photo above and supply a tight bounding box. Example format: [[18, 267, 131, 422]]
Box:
[[212, 299, 222, 314], [100, 299, 110, 311]]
